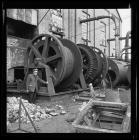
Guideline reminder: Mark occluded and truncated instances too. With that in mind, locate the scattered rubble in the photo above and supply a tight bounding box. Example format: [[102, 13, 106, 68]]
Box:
[[7, 97, 67, 127], [65, 113, 77, 123], [78, 102, 87, 111]]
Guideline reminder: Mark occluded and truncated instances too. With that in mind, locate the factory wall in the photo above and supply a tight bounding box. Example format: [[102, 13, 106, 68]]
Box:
[[6, 9, 38, 25], [38, 9, 122, 57], [38, 9, 51, 34], [6, 9, 38, 73], [6, 9, 122, 73]]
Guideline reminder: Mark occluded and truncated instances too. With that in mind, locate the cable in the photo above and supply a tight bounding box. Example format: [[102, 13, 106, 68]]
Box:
[[37, 9, 50, 27]]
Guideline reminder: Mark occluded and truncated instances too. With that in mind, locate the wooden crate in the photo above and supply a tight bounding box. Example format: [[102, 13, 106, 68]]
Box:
[[72, 100, 130, 133]]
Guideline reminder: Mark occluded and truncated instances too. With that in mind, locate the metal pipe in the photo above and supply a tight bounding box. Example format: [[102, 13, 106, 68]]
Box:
[[86, 9, 88, 46], [125, 31, 131, 61], [68, 9, 70, 39], [94, 9, 95, 47], [75, 9, 77, 43], [125, 31, 131, 47], [108, 12, 110, 57], [80, 16, 112, 24], [107, 36, 131, 41], [80, 15, 120, 59], [100, 21, 106, 48], [121, 52, 131, 58], [127, 65, 131, 85], [121, 46, 131, 52]]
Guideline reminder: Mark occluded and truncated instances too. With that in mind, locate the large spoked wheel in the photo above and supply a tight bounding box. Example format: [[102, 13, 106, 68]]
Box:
[[24, 34, 82, 90], [91, 47, 108, 80], [77, 44, 99, 84]]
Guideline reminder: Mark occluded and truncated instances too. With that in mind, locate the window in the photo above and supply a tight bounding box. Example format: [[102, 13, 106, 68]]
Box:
[[81, 10, 90, 43], [49, 9, 63, 33]]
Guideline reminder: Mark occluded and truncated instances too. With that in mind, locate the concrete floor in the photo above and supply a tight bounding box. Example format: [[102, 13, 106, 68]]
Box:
[[7, 88, 131, 133]]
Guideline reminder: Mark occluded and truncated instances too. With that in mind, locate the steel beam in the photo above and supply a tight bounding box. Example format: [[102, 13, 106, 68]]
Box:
[[107, 36, 131, 42], [80, 15, 120, 59]]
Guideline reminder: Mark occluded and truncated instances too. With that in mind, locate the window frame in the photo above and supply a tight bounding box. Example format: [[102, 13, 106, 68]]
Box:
[[81, 10, 91, 44]]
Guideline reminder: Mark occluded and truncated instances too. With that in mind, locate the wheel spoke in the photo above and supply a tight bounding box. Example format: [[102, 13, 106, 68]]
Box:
[[30, 45, 42, 59], [83, 65, 88, 70], [97, 51, 101, 55], [42, 36, 50, 58], [82, 54, 86, 60], [46, 54, 61, 63], [92, 67, 97, 70]]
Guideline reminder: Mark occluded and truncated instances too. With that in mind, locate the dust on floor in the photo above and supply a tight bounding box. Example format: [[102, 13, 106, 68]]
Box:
[[7, 88, 131, 133]]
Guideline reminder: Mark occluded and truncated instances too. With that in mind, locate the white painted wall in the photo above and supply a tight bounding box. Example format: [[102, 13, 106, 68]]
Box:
[[118, 9, 131, 59]]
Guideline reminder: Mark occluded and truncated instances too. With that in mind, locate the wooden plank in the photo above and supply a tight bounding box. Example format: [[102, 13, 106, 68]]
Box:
[[75, 97, 103, 102], [73, 99, 95, 124], [98, 116, 123, 123], [56, 88, 89, 95], [73, 99, 128, 125], [84, 116, 92, 126], [122, 105, 131, 132], [100, 112, 124, 119], [7, 89, 29, 94], [73, 124, 122, 133], [91, 114, 100, 126], [37, 88, 89, 97], [91, 100, 128, 108], [95, 106, 126, 112], [96, 121, 122, 131], [79, 71, 87, 89], [75, 96, 90, 102], [20, 98, 38, 133]]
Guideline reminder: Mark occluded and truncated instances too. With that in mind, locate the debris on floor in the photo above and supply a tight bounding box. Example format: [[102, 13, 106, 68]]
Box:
[[7, 88, 131, 133], [78, 102, 87, 111], [7, 97, 67, 127]]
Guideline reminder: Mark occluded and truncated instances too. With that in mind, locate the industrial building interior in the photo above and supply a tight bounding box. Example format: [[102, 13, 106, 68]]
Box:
[[6, 9, 131, 133]]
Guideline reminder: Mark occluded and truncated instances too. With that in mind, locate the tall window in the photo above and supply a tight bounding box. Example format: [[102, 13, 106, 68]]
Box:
[[81, 10, 90, 43], [49, 9, 63, 33]]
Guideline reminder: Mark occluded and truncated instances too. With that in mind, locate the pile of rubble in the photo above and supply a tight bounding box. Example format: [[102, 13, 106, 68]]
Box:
[[7, 97, 66, 126]]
